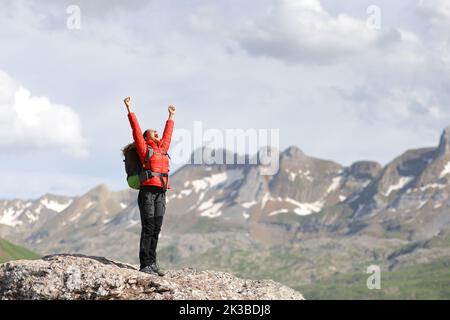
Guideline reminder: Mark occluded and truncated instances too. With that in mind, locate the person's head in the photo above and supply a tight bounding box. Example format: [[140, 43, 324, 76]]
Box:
[[143, 129, 159, 143]]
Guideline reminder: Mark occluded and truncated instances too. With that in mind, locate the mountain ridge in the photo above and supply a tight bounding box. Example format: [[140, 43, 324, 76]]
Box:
[[1, 126, 450, 298]]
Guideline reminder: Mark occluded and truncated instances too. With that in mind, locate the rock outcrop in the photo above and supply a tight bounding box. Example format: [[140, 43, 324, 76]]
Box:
[[0, 254, 304, 300]]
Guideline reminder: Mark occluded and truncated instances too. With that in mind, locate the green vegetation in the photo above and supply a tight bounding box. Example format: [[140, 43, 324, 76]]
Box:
[[159, 233, 450, 300], [0, 238, 40, 264], [427, 231, 450, 248], [298, 258, 450, 300]]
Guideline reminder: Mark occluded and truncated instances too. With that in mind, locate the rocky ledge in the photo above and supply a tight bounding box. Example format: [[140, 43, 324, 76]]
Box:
[[0, 254, 304, 300]]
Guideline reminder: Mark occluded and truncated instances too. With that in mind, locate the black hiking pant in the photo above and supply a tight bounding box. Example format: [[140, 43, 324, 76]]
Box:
[[138, 185, 166, 269]]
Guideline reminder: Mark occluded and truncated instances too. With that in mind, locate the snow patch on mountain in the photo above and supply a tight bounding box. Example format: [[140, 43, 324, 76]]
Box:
[[35, 205, 42, 214], [259, 194, 325, 216], [199, 201, 223, 218], [25, 210, 39, 223], [288, 171, 297, 182], [285, 169, 313, 182], [171, 189, 193, 200], [0, 207, 24, 227], [69, 212, 82, 222], [242, 201, 257, 209], [198, 198, 215, 211], [41, 198, 72, 213], [294, 202, 323, 216], [299, 170, 313, 182], [179, 189, 192, 197], [261, 193, 271, 209], [327, 176, 342, 193], [419, 183, 446, 192], [285, 198, 324, 216], [187, 170, 244, 193], [439, 161, 450, 178], [433, 202, 443, 209], [198, 192, 206, 204], [204, 172, 228, 188], [383, 176, 414, 196], [84, 201, 95, 209], [417, 200, 428, 209], [268, 208, 289, 216], [190, 179, 209, 192], [128, 219, 139, 227]]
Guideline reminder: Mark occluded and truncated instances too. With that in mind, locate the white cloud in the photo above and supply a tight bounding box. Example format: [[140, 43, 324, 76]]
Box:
[[416, 0, 450, 21], [1, 0, 450, 199], [415, 0, 450, 65], [0, 71, 87, 157], [237, 0, 401, 64]]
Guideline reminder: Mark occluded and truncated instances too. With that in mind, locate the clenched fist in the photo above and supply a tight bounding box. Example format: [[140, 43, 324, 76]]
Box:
[[124, 96, 132, 112], [168, 105, 176, 119]]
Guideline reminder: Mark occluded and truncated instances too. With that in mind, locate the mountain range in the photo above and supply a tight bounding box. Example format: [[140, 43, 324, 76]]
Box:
[[1, 126, 450, 298]]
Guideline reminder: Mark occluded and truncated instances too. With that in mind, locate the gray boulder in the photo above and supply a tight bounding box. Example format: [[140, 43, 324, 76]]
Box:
[[0, 254, 304, 300]]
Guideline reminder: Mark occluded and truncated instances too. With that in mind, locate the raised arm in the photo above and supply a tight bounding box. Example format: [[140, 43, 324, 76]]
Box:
[[124, 97, 147, 163], [160, 105, 176, 151]]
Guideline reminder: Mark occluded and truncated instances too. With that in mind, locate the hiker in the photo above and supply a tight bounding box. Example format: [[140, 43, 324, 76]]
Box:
[[123, 96, 176, 276]]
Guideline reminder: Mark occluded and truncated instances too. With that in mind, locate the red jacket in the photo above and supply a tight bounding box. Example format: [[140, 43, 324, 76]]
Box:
[[128, 112, 174, 189]]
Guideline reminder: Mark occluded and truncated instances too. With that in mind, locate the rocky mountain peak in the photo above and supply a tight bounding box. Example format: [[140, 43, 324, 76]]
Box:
[[0, 254, 305, 300], [436, 125, 450, 157], [282, 146, 305, 159], [86, 184, 110, 198], [39, 193, 71, 201], [348, 161, 382, 180]]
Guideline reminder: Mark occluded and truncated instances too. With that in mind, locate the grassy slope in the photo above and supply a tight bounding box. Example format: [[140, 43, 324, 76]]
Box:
[[0, 238, 40, 264], [159, 232, 450, 300], [297, 258, 450, 300]]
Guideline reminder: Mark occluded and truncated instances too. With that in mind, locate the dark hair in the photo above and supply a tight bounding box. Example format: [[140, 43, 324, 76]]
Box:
[[121, 142, 141, 171], [143, 130, 148, 140], [121, 142, 136, 157]]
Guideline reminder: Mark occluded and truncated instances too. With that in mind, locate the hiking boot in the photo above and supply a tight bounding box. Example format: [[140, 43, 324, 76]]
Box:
[[139, 266, 157, 275], [150, 262, 165, 276]]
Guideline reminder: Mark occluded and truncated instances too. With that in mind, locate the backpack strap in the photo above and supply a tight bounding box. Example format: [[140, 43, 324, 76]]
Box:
[[139, 145, 169, 191], [138, 170, 169, 191], [142, 146, 154, 168]]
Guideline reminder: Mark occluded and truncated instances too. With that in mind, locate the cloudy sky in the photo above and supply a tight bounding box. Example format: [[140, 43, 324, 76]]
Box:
[[1, 0, 450, 198]]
